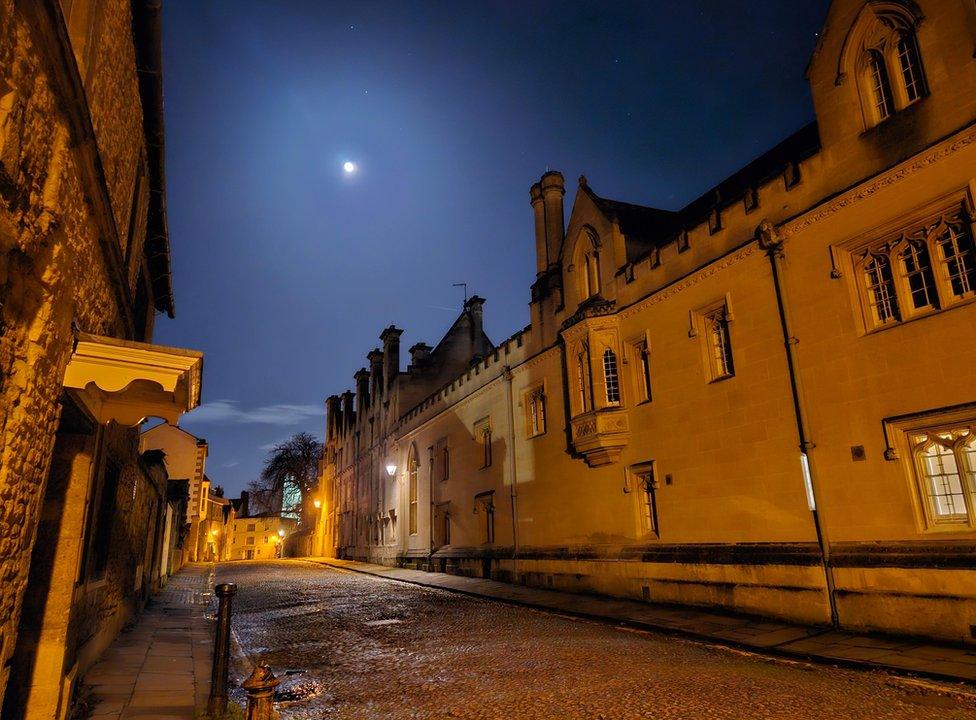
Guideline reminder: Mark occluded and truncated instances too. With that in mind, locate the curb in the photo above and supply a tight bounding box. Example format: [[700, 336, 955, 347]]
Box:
[[304, 558, 976, 692]]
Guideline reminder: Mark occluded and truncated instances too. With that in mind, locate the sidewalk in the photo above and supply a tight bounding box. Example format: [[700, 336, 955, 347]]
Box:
[[81, 564, 215, 720], [309, 557, 976, 687]]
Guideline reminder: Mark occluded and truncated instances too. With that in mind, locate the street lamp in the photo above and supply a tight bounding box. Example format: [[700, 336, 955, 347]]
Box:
[[278, 528, 285, 538], [385, 463, 397, 476], [313, 499, 322, 509]]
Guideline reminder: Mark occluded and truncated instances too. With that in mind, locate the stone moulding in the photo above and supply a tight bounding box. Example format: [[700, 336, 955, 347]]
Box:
[[62, 332, 203, 426], [571, 407, 630, 467]]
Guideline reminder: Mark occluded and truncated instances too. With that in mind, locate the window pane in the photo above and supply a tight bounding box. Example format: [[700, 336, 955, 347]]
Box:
[[603, 349, 620, 404], [919, 443, 967, 521], [705, 308, 734, 378], [897, 34, 924, 102], [937, 221, 976, 298], [868, 49, 893, 121], [864, 254, 900, 325], [900, 241, 937, 310]]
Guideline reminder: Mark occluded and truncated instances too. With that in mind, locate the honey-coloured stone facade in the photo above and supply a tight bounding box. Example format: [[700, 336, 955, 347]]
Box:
[[320, 0, 976, 644]]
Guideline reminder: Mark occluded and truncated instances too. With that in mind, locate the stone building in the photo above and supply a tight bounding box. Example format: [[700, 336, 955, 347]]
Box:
[[229, 513, 298, 561], [0, 1, 202, 717], [321, 0, 976, 644], [139, 423, 211, 562]]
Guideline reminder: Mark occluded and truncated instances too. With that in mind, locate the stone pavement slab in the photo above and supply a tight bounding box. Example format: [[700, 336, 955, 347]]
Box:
[[80, 564, 215, 720], [309, 556, 976, 688]]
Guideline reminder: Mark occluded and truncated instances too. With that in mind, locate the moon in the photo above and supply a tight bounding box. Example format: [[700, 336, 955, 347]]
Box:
[[343, 161, 356, 174]]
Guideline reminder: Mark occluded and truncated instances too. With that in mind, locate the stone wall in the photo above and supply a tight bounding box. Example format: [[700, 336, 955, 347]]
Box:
[[0, 0, 165, 710]]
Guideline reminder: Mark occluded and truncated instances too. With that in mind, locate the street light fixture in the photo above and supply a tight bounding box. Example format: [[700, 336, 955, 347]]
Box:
[[313, 499, 322, 509], [278, 528, 285, 537], [385, 463, 397, 476]]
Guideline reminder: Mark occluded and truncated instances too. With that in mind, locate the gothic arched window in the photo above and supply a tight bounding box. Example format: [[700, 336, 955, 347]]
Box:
[[842, 3, 927, 129]]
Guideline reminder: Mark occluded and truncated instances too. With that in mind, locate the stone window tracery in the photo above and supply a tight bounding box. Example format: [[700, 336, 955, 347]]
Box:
[[845, 4, 927, 129], [909, 424, 976, 528], [850, 203, 976, 331]]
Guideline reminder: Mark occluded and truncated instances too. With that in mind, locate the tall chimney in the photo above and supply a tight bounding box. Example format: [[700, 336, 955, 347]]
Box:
[[380, 326, 403, 388], [465, 295, 485, 338], [541, 171, 565, 267], [354, 368, 370, 413], [530, 181, 547, 274], [325, 395, 341, 441], [409, 342, 432, 368], [342, 390, 355, 430], [367, 349, 384, 399]]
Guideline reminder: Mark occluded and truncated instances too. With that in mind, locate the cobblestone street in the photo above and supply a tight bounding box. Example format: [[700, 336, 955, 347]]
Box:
[[218, 560, 976, 719]]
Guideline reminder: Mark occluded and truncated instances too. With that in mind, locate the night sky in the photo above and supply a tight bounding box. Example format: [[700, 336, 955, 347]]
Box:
[[155, 1, 830, 496]]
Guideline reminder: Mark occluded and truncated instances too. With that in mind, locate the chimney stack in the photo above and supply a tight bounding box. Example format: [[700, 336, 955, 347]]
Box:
[[530, 181, 547, 274], [380, 326, 403, 388], [465, 295, 485, 339], [540, 171, 565, 268], [409, 342, 432, 368], [367, 349, 384, 398], [354, 368, 370, 413], [341, 390, 355, 430], [325, 395, 341, 441]]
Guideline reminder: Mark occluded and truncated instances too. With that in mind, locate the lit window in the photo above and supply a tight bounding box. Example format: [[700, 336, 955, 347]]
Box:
[[526, 386, 547, 437], [703, 306, 734, 381], [910, 424, 976, 527], [603, 349, 620, 405]]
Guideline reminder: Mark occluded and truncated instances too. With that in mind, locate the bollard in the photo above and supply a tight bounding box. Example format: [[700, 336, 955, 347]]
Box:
[[243, 665, 280, 720], [207, 582, 238, 718]]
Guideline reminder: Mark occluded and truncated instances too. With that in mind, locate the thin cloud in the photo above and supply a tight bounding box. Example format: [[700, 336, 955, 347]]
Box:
[[188, 399, 322, 426], [222, 460, 240, 468]]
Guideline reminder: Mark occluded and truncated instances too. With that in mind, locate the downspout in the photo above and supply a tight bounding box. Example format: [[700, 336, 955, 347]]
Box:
[[758, 221, 838, 627], [504, 367, 520, 582]]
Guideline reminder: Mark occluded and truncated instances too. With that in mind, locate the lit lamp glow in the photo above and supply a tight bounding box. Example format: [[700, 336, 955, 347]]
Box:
[[313, 499, 322, 509], [385, 464, 397, 477], [278, 528, 286, 537]]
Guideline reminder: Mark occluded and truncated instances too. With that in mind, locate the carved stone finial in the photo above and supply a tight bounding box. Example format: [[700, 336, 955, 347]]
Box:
[[579, 174, 588, 188]]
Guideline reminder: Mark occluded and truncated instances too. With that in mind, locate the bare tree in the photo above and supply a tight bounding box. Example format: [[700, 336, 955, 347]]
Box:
[[248, 432, 322, 525]]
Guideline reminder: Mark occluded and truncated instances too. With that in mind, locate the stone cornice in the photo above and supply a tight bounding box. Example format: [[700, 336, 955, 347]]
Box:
[[781, 123, 976, 238]]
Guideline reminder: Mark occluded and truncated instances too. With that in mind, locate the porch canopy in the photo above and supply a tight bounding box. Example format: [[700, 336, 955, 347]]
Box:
[[63, 332, 203, 426]]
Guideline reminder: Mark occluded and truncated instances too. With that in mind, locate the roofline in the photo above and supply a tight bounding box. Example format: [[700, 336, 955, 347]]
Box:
[[132, 0, 175, 318]]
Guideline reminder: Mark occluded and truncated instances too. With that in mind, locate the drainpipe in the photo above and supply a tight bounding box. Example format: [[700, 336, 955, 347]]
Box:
[[503, 367, 520, 581], [757, 220, 839, 627]]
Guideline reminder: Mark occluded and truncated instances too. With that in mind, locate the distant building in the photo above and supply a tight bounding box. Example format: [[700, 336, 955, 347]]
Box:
[[229, 514, 298, 561], [321, 0, 976, 644], [0, 1, 202, 716], [139, 424, 211, 562]]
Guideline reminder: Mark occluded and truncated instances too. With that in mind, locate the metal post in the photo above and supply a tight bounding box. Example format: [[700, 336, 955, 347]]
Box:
[[243, 665, 280, 720], [207, 582, 238, 717]]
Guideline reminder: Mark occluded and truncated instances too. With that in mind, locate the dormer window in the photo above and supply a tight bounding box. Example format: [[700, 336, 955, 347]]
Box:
[[843, 4, 927, 130], [574, 228, 602, 302]]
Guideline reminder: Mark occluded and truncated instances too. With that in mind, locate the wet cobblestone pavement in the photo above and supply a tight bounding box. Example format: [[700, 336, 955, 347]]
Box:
[[218, 560, 976, 719]]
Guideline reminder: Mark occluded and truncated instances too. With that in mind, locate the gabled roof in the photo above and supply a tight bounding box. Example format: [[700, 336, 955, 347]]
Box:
[[140, 422, 207, 445]]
